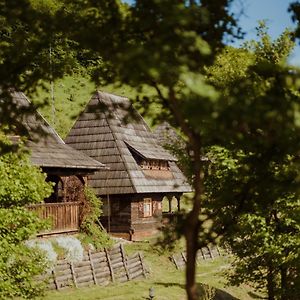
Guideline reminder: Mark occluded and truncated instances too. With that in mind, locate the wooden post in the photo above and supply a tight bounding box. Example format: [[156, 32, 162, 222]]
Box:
[[89, 250, 98, 285], [181, 252, 187, 263], [120, 244, 130, 280], [172, 255, 180, 269], [175, 195, 181, 211], [70, 262, 78, 288], [105, 248, 115, 282], [168, 197, 172, 213], [207, 246, 213, 259], [200, 247, 205, 260], [52, 269, 59, 290], [107, 195, 111, 233], [138, 252, 147, 278]]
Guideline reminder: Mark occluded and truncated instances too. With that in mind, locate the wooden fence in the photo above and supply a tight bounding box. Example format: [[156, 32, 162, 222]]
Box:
[[28, 202, 81, 234], [171, 245, 225, 270], [39, 244, 147, 290]]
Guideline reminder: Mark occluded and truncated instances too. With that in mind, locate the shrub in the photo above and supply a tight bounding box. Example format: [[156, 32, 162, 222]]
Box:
[[0, 142, 53, 299], [80, 187, 112, 249]]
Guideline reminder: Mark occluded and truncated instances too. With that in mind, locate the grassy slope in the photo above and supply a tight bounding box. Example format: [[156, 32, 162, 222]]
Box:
[[42, 240, 262, 300], [31, 74, 157, 138]]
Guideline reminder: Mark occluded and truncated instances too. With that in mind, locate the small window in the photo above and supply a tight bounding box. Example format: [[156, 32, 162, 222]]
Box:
[[143, 198, 152, 217]]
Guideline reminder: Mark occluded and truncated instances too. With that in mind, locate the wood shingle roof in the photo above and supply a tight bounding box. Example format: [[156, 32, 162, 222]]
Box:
[[11, 91, 106, 171], [65, 91, 192, 195]]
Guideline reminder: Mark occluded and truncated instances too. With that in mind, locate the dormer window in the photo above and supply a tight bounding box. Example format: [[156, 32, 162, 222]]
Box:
[[140, 159, 170, 171], [125, 140, 175, 179]]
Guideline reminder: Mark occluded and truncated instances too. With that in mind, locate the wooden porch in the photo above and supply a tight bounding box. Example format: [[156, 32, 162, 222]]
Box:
[[28, 202, 82, 235]]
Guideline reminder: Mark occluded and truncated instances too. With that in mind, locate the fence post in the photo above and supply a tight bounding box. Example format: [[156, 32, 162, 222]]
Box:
[[52, 269, 59, 290], [70, 262, 78, 288], [181, 252, 187, 263], [172, 255, 180, 269], [105, 248, 115, 283], [120, 244, 131, 280], [88, 250, 98, 285], [207, 246, 213, 259], [138, 252, 147, 278], [200, 248, 205, 260]]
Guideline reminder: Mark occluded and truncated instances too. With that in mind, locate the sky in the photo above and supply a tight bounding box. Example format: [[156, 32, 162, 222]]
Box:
[[124, 0, 300, 66], [231, 0, 300, 65]]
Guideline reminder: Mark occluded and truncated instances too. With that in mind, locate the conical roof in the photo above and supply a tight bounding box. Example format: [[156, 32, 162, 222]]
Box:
[[10, 91, 106, 171], [65, 91, 192, 195]]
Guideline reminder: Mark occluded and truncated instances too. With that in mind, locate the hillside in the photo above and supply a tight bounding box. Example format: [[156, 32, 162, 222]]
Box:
[[31, 74, 157, 138]]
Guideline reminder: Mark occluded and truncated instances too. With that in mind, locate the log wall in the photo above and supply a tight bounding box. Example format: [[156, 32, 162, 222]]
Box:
[[100, 194, 164, 240], [130, 194, 163, 240], [40, 244, 147, 290]]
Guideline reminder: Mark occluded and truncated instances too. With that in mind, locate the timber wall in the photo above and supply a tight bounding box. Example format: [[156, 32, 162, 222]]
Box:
[[38, 244, 147, 290], [101, 194, 164, 240]]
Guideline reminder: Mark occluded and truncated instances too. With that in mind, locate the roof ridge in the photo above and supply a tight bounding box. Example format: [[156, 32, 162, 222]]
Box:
[[96, 90, 129, 101], [95, 92, 137, 194]]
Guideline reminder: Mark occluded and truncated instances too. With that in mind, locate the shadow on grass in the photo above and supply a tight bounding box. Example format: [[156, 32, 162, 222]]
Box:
[[198, 283, 239, 300], [247, 291, 265, 299], [154, 282, 238, 300], [154, 282, 185, 289]]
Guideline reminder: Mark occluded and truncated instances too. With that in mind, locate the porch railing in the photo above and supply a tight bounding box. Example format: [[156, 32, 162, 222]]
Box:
[[28, 202, 82, 234]]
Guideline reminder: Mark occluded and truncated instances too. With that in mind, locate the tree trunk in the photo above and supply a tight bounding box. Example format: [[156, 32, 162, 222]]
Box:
[[185, 207, 200, 300], [280, 266, 288, 300], [267, 266, 275, 300], [166, 87, 204, 300], [185, 148, 204, 300]]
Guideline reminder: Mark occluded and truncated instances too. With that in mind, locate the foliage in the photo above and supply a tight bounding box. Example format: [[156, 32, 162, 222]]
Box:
[[2, 1, 300, 299], [0, 141, 53, 299], [0, 148, 53, 208], [290, 1, 300, 40], [0, 0, 100, 139], [26, 239, 58, 264], [203, 27, 300, 300], [0, 243, 48, 300], [80, 187, 112, 250]]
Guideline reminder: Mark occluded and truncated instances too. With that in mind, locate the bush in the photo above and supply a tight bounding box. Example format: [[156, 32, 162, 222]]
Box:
[[0, 144, 53, 299], [79, 187, 112, 250]]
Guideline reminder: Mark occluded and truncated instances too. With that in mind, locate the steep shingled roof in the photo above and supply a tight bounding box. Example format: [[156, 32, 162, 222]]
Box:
[[65, 91, 192, 195], [11, 91, 106, 171]]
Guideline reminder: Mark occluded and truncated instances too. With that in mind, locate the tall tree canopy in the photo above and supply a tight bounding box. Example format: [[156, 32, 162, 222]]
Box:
[[204, 26, 300, 300], [2, 1, 300, 299], [58, 2, 241, 299]]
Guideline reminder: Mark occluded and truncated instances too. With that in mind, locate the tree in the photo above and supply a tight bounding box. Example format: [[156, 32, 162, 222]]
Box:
[[0, 1, 242, 298], [0, 0, 90, 138], [2, 1, 300, 299], [203, 27, 300, 300], [0, 137, 53, 299], [57, 2, 241, 298]]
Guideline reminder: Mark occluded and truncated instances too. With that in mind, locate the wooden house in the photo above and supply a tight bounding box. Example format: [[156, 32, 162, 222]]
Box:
[[65, 91, 192, 240], [11, 91, 106, 234]]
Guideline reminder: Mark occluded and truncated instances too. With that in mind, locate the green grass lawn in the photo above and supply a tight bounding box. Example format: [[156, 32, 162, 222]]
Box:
[[42, 240, 263, 300]]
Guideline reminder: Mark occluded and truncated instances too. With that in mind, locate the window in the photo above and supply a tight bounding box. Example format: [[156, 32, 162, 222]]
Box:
[[140, 159, 170, 171], [143, 198, 152, 217]]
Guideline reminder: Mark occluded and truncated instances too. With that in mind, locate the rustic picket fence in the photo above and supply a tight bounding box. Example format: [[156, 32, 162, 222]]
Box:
[[171, 245, 226, 270], [39, 244, 147, 290]]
